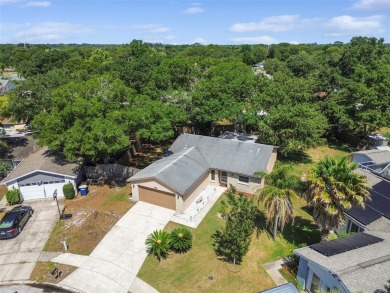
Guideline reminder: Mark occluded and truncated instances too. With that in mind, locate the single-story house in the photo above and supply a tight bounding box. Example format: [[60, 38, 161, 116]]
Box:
[[2, 147, 82, 201], [338, 169, 390, 234], [295, 231, 390, 293], [128, 133, 277, 212]]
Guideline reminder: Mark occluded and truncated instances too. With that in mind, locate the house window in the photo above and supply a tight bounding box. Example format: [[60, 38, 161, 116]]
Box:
[[210, 170, 215, 181], [238, 176, 249, 184], [220, 171, 227, 184], [310, 272, 320, 293]]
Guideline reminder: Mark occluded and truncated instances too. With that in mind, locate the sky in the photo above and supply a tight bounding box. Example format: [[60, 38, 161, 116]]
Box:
[[0, 0, 389, 45]]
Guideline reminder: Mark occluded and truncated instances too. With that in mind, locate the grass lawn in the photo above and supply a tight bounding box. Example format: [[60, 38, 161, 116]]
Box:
[[0, 185, 7, 202], [138, 193, 319, 293], [285, 144, 351, 178], [43, 184, 133, 255]]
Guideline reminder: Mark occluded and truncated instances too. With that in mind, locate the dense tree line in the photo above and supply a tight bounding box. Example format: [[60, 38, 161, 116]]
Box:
[[0, 37, 388, 161]]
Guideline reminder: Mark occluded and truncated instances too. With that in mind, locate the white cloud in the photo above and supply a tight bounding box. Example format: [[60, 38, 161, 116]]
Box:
[[231, 35, 276, 44], [184, 6, 204, 14], [132, 24, 170, 33], [230, 15, 303, 32], [15, 22, 90, 42], [353, 0, 390, 11], [24, 1, 51, 7], [193, 37, 207, 44], [325, 15, 384, 36]]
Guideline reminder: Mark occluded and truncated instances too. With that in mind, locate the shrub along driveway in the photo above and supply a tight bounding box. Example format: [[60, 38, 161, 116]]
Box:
[[0, 198, 61, 282]]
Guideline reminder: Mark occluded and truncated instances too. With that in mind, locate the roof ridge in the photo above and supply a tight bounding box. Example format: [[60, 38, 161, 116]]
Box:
[[158, 146, 195, 174]]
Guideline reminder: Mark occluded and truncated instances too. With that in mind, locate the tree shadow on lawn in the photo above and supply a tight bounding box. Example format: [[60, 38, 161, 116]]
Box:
[[278, 150, 312, 165], [254, 211, 268, 238], [282, 215, 321, 247]]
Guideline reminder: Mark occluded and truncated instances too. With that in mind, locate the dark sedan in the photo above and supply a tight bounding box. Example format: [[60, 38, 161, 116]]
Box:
[[0, 205, 33, 239]]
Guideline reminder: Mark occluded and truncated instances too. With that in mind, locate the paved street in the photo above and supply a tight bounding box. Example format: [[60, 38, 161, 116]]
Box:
[[0, 198, 62, 282]]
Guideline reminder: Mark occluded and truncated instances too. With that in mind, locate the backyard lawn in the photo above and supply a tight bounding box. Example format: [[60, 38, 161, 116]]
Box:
[[43, 183, 133, 255]]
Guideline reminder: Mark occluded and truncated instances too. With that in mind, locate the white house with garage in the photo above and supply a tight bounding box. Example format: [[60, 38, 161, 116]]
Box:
[[2, 147, 82, 200], [128, 133, 277, 212]]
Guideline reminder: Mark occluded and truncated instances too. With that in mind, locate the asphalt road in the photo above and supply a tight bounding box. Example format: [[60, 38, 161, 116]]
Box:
[[0, 284, 72, 293]]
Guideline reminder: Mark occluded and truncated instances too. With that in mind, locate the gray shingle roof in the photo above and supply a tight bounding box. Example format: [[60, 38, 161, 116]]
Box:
[[129, 134, 276, 195], [3, 147, 81, 183], [353, 149, 390, 164], [169, 133, 275, 176], [130, 147, 210, 195], [295, 231, 390, 293]]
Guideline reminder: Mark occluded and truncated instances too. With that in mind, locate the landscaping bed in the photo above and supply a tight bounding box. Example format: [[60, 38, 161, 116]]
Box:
[[43, 184, 133, 255]]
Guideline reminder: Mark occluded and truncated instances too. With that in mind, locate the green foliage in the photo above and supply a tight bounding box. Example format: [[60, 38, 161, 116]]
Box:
[[170, 227, 193, 253], [305, 156, 370, 240], [145, 230, 171, 261], [0, 161, 12, 177], [63, 183, 75, 200], [257, 164, 299, 239], [257, 104, 328, 157], [213, 186, 258, 265], [6, 188, 21, 205]]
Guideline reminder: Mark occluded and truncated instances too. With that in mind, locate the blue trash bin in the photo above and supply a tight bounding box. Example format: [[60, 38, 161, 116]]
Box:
[[79, 185, 88, 196]]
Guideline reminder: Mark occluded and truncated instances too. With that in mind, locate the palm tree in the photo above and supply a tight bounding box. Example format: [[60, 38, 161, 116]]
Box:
[[257, 164, 299, 239], [145, 230, 171, 261], [170, 227, 193, 253], [306, 156, 370, 241]]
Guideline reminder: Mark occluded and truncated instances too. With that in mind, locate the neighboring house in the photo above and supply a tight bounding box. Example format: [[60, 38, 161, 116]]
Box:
[[295, 231, 390, 293], [259, 283, 300, 293], [0, 118, 27, 135], [338, 169, 390, 234], [0, 79, 16, 95], [128, 133, 277, 212], [2, 147, 82, 201], [352, 149, 390, 180]]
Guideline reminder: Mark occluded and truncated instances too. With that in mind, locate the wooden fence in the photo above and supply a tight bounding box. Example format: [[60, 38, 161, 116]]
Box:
[[83, 164, 139, 180]]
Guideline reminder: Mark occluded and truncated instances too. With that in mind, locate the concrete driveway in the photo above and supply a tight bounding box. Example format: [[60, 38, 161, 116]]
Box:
[[0, 198, 61, 282], [54, 202, 175, 293]]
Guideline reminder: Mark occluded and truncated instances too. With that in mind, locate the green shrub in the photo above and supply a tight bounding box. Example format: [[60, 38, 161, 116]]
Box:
[[6, 189, 21, 205], [170, 227, 193, 253], [63, 183, 75, 200], [145, 230, 171, 261]]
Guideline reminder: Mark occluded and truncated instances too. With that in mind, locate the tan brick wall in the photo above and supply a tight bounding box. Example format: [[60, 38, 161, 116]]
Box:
[[182, 171, 210, 211]]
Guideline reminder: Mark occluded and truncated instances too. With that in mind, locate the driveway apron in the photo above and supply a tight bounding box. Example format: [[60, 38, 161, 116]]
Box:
[[59, 202, 175, 293], [0, 199, 60, 282]]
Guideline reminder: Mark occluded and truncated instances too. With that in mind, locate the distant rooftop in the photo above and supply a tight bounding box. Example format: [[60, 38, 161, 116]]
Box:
[[218, 131, 258, 143]]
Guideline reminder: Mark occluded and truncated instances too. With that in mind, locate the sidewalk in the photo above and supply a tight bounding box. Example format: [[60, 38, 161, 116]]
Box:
[[262, 259, 288, 286]]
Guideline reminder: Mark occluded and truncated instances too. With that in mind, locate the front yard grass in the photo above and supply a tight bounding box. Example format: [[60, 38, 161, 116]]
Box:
[[43, 183, 133, 255], [138, 192, 319, 293], [30, 261, 77, 284]]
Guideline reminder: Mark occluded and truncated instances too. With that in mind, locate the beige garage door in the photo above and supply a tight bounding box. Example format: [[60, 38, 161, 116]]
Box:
[[138, 186, 176, 210]]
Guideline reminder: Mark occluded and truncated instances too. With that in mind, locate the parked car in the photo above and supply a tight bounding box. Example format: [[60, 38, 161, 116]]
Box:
[[0, 205, 33, 239]]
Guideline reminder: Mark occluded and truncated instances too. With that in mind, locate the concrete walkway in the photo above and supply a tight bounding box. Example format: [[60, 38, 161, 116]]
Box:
[[171, 186, 226, 228], [43, 202, 174, 293], [262, 259, 288, 286]]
